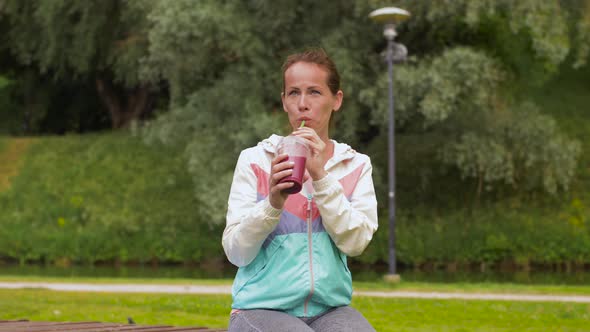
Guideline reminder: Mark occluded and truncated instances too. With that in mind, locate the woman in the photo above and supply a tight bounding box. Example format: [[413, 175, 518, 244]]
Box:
[[223, 48, 378, 331]]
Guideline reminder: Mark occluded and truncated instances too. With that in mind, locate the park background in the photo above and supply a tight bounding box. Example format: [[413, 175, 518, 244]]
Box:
[[1, 1, 590, 331]]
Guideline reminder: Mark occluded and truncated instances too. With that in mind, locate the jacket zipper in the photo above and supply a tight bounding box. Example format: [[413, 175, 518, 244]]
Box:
[[303, 193, 314, 315]]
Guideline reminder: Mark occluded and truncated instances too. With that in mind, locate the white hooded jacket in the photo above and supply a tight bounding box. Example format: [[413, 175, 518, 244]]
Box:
[[223, 134, 378, 267], [222, 134, 379, 316]]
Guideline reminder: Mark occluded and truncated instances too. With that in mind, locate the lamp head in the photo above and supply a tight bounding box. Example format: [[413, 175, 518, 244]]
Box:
[[369, 7, 411, 25]]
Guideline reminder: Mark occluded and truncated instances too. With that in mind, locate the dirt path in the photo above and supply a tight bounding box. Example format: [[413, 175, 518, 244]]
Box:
[[2, 282, 590, 303], [0, 137, 34, 191]]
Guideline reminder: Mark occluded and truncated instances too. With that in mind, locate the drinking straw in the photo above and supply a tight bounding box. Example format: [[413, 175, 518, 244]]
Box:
[[300, 120, 305, 128]]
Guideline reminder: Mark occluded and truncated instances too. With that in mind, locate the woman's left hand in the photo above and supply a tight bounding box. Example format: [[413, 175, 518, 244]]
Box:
[[293, 127, 329, 181]]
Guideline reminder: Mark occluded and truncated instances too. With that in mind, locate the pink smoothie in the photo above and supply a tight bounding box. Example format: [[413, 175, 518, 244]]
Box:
[[279, 156, 307, 194]]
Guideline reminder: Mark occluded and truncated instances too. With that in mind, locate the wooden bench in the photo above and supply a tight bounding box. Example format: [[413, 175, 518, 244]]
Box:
[[0, 320, 227, 331]]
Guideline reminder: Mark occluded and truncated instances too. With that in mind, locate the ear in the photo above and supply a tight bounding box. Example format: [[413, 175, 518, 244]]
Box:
[[332, 90, 344, 112]]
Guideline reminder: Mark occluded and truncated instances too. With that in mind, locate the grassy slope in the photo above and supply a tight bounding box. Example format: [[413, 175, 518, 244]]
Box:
[[0, 137, 34, 192], [1, 289, 589, 331], [0, 132, 213, 264]]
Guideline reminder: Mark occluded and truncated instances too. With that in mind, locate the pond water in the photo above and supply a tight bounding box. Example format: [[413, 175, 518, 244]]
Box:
[[1, 263, 589, 285]]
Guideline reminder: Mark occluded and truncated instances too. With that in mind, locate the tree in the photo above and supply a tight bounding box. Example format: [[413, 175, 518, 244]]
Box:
[[2, 0, 158, 129], [2, 0, 586, 220], [360, 0, 585, 203], [141, 0, 586, 223], [0, 74, 17, 134]]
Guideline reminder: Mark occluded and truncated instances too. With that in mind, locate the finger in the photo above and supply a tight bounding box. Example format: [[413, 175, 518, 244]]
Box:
[[306, 141, 325, 155], [293, 127, 310, 136], [271, 169, 293, 183], [306, 138, 324, 148], [294, 126, 316, 134], [294, 130, 322, 147], [272, 153, 289, 166], [271, 161, 295, 176], [293, 128, 317, 138], [271, 155, 292, 171], [270, 181, 294, 194]]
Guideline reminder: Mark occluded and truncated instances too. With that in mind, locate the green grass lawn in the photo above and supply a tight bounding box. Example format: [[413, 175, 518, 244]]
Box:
[[1, 288, 589, 331]]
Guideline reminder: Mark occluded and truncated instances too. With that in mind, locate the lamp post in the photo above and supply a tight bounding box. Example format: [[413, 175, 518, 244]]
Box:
[[369, 7, 410, 282]]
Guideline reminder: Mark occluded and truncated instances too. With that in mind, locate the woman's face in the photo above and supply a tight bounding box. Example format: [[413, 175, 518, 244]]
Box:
[[281, 62, 343, 139]]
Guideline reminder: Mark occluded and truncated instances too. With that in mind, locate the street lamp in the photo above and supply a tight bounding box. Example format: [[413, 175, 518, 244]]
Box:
[[369, 7, 410, 283]]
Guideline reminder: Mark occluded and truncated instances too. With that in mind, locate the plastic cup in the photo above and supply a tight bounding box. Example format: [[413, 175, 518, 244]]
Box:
[[277, 135, 309, 194]]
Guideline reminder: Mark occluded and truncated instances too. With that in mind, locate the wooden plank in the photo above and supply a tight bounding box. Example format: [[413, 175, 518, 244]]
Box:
[[95, 326, 192, 331], [0, 321, 100, 330], [116, 328, 210, 332], [0, 321, 114, 331], [0, 321, 227, 332]]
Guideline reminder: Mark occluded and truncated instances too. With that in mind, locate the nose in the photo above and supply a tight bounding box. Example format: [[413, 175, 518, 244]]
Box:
[[297, 94, 308, 111]]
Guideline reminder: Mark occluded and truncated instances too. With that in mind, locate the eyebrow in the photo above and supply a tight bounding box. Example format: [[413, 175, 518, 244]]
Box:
[[287, 86, 322, 90]]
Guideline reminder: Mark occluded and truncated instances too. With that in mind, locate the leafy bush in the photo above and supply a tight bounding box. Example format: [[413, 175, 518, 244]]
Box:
[[441, 103, 581, 196], [387, 203, 590, 267]]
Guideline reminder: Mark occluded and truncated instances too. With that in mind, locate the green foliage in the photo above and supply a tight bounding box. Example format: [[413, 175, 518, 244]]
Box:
[[527, 61, 590, 201], [390, 204, 590, 267], [2, 0, 587, 201], [140, 0, 585, 215], [0, 76, 11, 89], [144, 1, 266, 100], [3, 0, 151, 84], [361, 47, 502, 128], [359, 46, 581, 199], [441, 103, 581, 195], [562, 0, 590, 68], [442, 133, 514, 190], [0, 75, 18, 134], [1, 0, 158, 131], [391, 0, 572, 79]]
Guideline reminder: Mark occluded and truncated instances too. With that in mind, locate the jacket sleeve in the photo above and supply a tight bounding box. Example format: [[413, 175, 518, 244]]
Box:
[[222, 150, 282, 267], [312, 157, 378, 257]]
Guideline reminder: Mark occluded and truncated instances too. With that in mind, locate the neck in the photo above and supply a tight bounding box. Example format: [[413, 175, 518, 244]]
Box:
[[318, 129, 332, 156], [323, 138, 334, 160], [318, 129, 330, 144]]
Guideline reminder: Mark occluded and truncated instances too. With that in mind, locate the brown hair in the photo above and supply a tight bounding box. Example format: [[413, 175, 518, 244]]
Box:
[[281, 48, 341, 95]]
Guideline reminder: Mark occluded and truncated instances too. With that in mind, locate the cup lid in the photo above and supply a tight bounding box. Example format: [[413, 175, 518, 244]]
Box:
[[278, 135, 309, 154]]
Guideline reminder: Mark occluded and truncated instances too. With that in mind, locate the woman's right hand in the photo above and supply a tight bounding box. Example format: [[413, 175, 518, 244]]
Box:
[[268, 153, 294, 209]]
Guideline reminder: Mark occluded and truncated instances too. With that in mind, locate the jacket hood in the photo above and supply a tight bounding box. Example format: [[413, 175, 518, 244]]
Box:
[[258, 134, 356, 168]]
